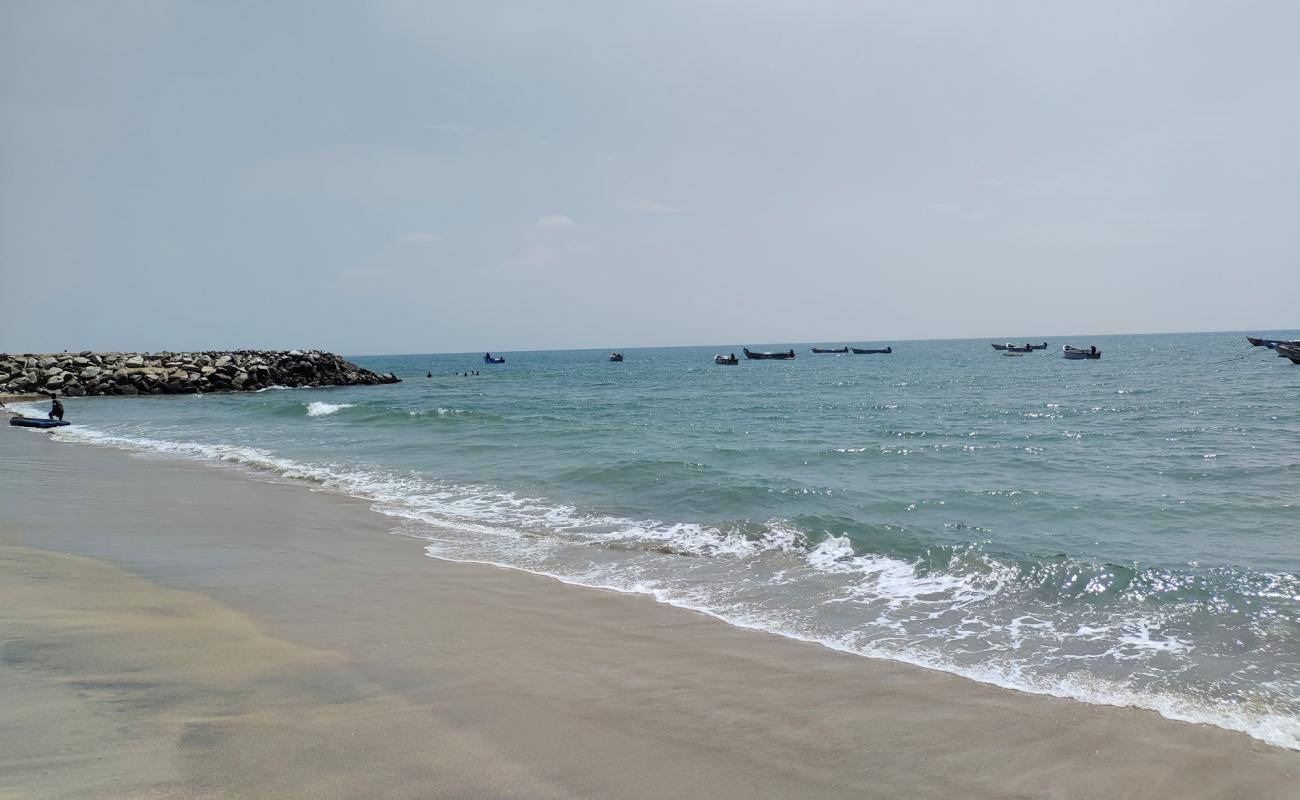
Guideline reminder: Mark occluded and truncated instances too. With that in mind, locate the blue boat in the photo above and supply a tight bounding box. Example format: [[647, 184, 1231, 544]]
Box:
[[9, 417, 70, 428]]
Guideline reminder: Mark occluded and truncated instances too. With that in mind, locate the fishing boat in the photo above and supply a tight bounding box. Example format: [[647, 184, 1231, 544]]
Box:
[[1003, 351, 1024, 357], [743, 348, 795, 360], [714, 354, 739, 365], [1004, 344, 1033, 353], [1276, 343, 1300, 364], [850, 346, 892, 354], [993, 342, 1047, 351], [483, 353, 506, 364], [8, 417, 69, 428], [810, 346, 850, 354], [1062, 345, 1101, 360], [609, 352, 624, 362], [1247, 336, 1300, 349]]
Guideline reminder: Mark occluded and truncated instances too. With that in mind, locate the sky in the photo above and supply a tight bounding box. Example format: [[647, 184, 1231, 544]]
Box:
[[2, 1, 1297, 354]]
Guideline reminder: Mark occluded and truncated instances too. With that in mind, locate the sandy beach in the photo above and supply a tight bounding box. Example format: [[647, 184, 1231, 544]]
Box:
[[1, 427, 1296, 800]]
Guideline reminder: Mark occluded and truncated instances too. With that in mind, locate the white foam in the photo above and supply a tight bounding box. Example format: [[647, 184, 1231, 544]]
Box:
[[306, 401, 354, 417]]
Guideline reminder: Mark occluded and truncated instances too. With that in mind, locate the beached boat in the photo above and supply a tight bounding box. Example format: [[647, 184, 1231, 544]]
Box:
[[609, 352, 624, 362], [1062, 345, 1101, 360], [743, 348, 795, 360], [483, 353, 506, 364], [8, 417, 69, 428], [1275, 343, 1300, 364], [714, 354, 739, 365], [810, 347, 850, 354], [850, 346, 892, 354]]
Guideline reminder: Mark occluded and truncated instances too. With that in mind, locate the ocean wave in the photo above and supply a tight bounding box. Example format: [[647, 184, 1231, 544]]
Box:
[[36, 418, 1300, 751], [305, 401, 355, 417]]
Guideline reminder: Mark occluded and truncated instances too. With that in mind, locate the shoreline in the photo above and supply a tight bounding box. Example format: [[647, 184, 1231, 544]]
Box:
[[2, 428, 1298, 798]]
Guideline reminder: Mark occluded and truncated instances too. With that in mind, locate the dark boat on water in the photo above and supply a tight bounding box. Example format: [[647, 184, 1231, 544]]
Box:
[[1275, 343, 1300, 364], [811, 346, 850, 354], [743, 348, 795, 360], [483, 352, 506, 364], [1005, 344, 1033, 353], [714, 354, 739, 365], [1247, 336, 1299, 349], [993, 342, 1047, 350], [1062, 345, 1101, 360], [850, 346, 892, 354], [609, 352, 624, 362]]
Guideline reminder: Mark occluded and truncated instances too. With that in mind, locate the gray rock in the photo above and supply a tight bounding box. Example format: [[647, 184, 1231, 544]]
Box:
[[124, 355, 145, 367]]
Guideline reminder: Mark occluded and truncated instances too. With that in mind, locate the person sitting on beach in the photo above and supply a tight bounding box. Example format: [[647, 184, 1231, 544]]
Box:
[[49, 395, 64, 421]]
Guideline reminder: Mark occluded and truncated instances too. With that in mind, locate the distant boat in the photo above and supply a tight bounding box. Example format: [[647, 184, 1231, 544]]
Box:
[[1003, 351, 1024, 357], [714, 354, 739, 365], [483, 352, 506, 364], [811, 346, 850, 354], [1276, 343, 1300, 364], [609, 352, 624, 362], [850, 346, 892, 354], [1062, 345, 1101, 360], [1247, 336, 1299, 349], [993, 342, 1047, 351], [1004, 344, 1033, 353], [743, 348, 795, 360]]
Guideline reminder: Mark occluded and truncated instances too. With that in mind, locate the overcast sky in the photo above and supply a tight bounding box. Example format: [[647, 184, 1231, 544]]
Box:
[[2, 1, 1297, 354]]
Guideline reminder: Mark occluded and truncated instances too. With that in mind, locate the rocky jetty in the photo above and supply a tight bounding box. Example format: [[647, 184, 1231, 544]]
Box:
[[0, 351, 399, 397]]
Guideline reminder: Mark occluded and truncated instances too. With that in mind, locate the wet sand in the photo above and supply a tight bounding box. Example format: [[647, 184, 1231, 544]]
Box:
[[1, 428, 1296, 799]]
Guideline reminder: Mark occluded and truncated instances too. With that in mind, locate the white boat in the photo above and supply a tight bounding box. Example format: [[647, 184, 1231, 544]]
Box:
[[1062, 345, 1101, 360]]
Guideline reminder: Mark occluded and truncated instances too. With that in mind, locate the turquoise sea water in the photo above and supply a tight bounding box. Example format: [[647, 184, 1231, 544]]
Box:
[[17, 332, 1300, 748]]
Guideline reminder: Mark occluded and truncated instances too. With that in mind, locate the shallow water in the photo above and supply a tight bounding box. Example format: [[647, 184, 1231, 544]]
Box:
[[17, 332, 1300, 748]]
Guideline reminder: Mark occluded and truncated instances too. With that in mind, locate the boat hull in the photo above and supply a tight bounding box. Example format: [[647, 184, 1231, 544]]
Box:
[[850, 347, 892, 354], [9, 417, 69, 428], [1062, 346, 1101, 360], [1276, 343, 1300, 364], [743, 348, 795, 360]]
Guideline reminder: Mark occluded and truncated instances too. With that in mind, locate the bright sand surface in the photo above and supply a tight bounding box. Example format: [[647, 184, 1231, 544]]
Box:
[[1, 428, 1296, 799]]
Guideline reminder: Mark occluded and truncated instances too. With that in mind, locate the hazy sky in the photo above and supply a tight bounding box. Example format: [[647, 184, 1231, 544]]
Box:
[[2, 1, 1297, 354]]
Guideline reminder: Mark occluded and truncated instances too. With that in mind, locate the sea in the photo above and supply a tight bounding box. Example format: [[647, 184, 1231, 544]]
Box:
[[13, 332, 1299, 749]]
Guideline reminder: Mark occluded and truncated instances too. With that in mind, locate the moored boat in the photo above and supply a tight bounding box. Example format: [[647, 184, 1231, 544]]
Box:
[[1276, 343, 1300, 364], [743, 348, 795, 360], [991, 343, 1009, 350], [1029, 342, 1049, 350], [1004, 344, 1033, 353], [1062, 345, 1101, 360], [850, 346, 892, 354], [714, 354, 739, 365], [609, 352, 624, 362], [483, 352, 506, 364], [1247, 336, 1300, 349], [811, 346, 850, 354]]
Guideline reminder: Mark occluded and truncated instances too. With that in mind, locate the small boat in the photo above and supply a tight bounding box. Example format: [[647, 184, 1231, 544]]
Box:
[[609, 352, 624, 362], [1003, 351, 1024, 357], [1004, 344, 1033, 353], [483, 352, 506, 364], [1276, 343, 1300, 364], [811, 347, 850, 354], [743, 348, 795, 360], [714, 354, 739, 365], [993, 342, 1047, 351], [8, 417, 70, 428], [850, 346, 892, 354], [1062, 345, 1101, 360], [1247, 336, 1300, 349]]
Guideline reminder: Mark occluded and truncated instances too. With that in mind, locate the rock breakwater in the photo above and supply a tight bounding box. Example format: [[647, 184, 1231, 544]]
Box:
[[0, 351, 399, 397]]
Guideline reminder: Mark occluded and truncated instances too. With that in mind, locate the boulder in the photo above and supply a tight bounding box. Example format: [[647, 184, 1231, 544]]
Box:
[[124, 355, 145, 368]]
